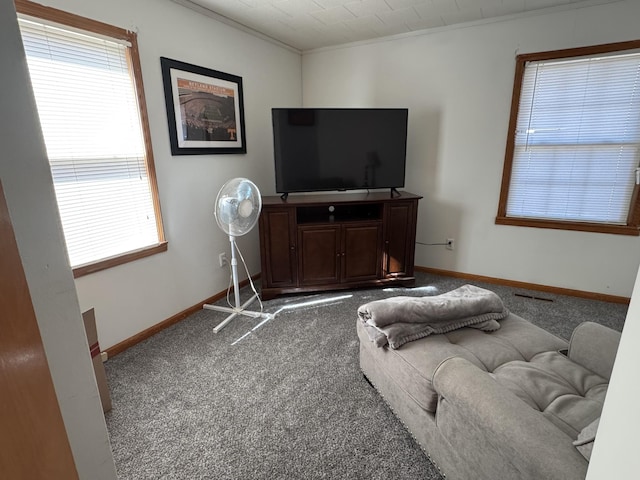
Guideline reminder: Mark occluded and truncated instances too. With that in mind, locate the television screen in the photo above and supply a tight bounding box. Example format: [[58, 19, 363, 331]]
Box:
[[272, 108, 408, 194]]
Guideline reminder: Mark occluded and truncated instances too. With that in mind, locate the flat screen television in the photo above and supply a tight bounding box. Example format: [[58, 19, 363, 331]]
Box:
[[272, 108, 408, 194]]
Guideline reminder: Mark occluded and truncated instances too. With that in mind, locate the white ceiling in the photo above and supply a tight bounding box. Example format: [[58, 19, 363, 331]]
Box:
[[173, 0, 617, 52]]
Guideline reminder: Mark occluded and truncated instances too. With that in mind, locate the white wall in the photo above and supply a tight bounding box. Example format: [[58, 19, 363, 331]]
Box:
[[34, 0, 302, 349], [588, 261, 640, 477], [0, 0, 116, 477], [302, 0, 640, 298]]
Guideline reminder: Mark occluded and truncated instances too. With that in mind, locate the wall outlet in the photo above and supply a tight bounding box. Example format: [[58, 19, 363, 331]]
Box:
[[446, 238, 455, 250], [218, 252, 228, 267]]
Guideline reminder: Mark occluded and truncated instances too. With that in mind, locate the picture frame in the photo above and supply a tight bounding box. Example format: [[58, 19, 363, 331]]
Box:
[[160, 57, 246, 155]]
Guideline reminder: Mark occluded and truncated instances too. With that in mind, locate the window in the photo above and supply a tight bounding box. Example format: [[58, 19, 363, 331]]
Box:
[[16, 0, 166, 276], [497, 41, 640, 236]]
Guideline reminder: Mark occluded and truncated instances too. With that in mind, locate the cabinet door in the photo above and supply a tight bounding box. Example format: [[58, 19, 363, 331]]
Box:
[[342, 222, 382, 282], [298, 225, 341, 285], [384, 201, 417, 277], [259, 207, 297, 288]]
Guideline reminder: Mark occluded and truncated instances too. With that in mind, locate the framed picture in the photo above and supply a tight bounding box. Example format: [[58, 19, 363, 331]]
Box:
[[160, 57, 246, 155]]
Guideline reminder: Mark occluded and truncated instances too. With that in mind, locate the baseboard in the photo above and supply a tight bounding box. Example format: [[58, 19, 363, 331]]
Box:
[[415, 266, 630, 305], [105, 275, 259, 358]]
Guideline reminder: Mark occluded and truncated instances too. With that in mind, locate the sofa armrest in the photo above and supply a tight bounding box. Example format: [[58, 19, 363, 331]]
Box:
[[568, 322, 621, 380], [433, 356, 588, 480]]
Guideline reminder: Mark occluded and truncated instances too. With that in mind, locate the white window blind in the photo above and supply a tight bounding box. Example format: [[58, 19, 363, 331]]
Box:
[[19, 18, 160, 267], [506, 52, 640, 225]]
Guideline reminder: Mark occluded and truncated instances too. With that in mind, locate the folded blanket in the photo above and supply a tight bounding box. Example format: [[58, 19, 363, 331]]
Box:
[[357, 284, 508, 349]]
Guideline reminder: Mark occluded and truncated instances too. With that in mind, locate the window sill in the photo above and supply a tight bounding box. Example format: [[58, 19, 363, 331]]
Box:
[[495, 217, 640, 236], [72, 241, 168, 278]]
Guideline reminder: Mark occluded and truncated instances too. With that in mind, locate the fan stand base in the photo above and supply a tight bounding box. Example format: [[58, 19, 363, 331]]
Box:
[[204, 232, 270, 333], [203, 294, 266, 333]]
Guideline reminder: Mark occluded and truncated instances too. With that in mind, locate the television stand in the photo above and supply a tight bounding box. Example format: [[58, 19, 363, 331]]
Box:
[[258, 191, 422, 300]]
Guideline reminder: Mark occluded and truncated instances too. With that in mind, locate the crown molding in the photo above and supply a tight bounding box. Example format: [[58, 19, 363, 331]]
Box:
[[170, 0, 301, 55]]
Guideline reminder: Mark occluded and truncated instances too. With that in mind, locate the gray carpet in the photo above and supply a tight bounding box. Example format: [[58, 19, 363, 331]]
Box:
[[105, 272, 628, 479]]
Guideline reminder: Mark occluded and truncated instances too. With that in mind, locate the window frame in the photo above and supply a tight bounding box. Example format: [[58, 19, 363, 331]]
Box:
[[496, 40, 640, 237], [15, 0, 167, 276]]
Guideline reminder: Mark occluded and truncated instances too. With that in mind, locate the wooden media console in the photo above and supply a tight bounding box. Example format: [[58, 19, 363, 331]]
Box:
[[258, 191, 421, 300]]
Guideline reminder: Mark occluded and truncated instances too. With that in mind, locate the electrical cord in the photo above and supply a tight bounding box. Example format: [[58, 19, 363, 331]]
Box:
[[225, 257, 234, 308]]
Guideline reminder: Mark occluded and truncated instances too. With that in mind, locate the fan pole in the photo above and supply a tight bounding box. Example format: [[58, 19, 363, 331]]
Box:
[[203, 235, 264, 333], [229, 235, 242, 314]]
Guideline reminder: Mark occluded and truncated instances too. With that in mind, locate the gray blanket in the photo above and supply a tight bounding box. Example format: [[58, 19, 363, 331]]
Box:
[[357, 284, 508, 349]]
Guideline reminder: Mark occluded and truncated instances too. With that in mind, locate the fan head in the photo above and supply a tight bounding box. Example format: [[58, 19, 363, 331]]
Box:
[[214, 178, 262, 236]]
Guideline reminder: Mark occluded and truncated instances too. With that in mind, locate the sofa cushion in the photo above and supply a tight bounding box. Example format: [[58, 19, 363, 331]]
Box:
[[490, 351, 607, 438], [356, 312, 567, 413]]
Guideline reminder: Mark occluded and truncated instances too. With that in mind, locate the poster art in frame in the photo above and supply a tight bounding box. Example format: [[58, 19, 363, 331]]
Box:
[[160, 57, 246, 155]]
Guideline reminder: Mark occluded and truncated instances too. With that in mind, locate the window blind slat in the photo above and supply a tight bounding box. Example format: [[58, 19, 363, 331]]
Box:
[[507, 51, 640, 225], [19, 16, 160, 267]]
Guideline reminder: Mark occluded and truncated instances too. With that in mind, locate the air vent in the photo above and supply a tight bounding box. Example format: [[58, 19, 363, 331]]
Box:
[[514, 293, 554, 302]]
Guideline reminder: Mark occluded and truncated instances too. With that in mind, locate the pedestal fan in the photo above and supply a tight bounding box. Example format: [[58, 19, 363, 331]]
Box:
[[203, 178, 268, 333]]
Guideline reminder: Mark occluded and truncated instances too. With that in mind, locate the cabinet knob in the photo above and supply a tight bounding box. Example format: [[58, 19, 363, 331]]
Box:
[[290, 246, 295, 250]]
